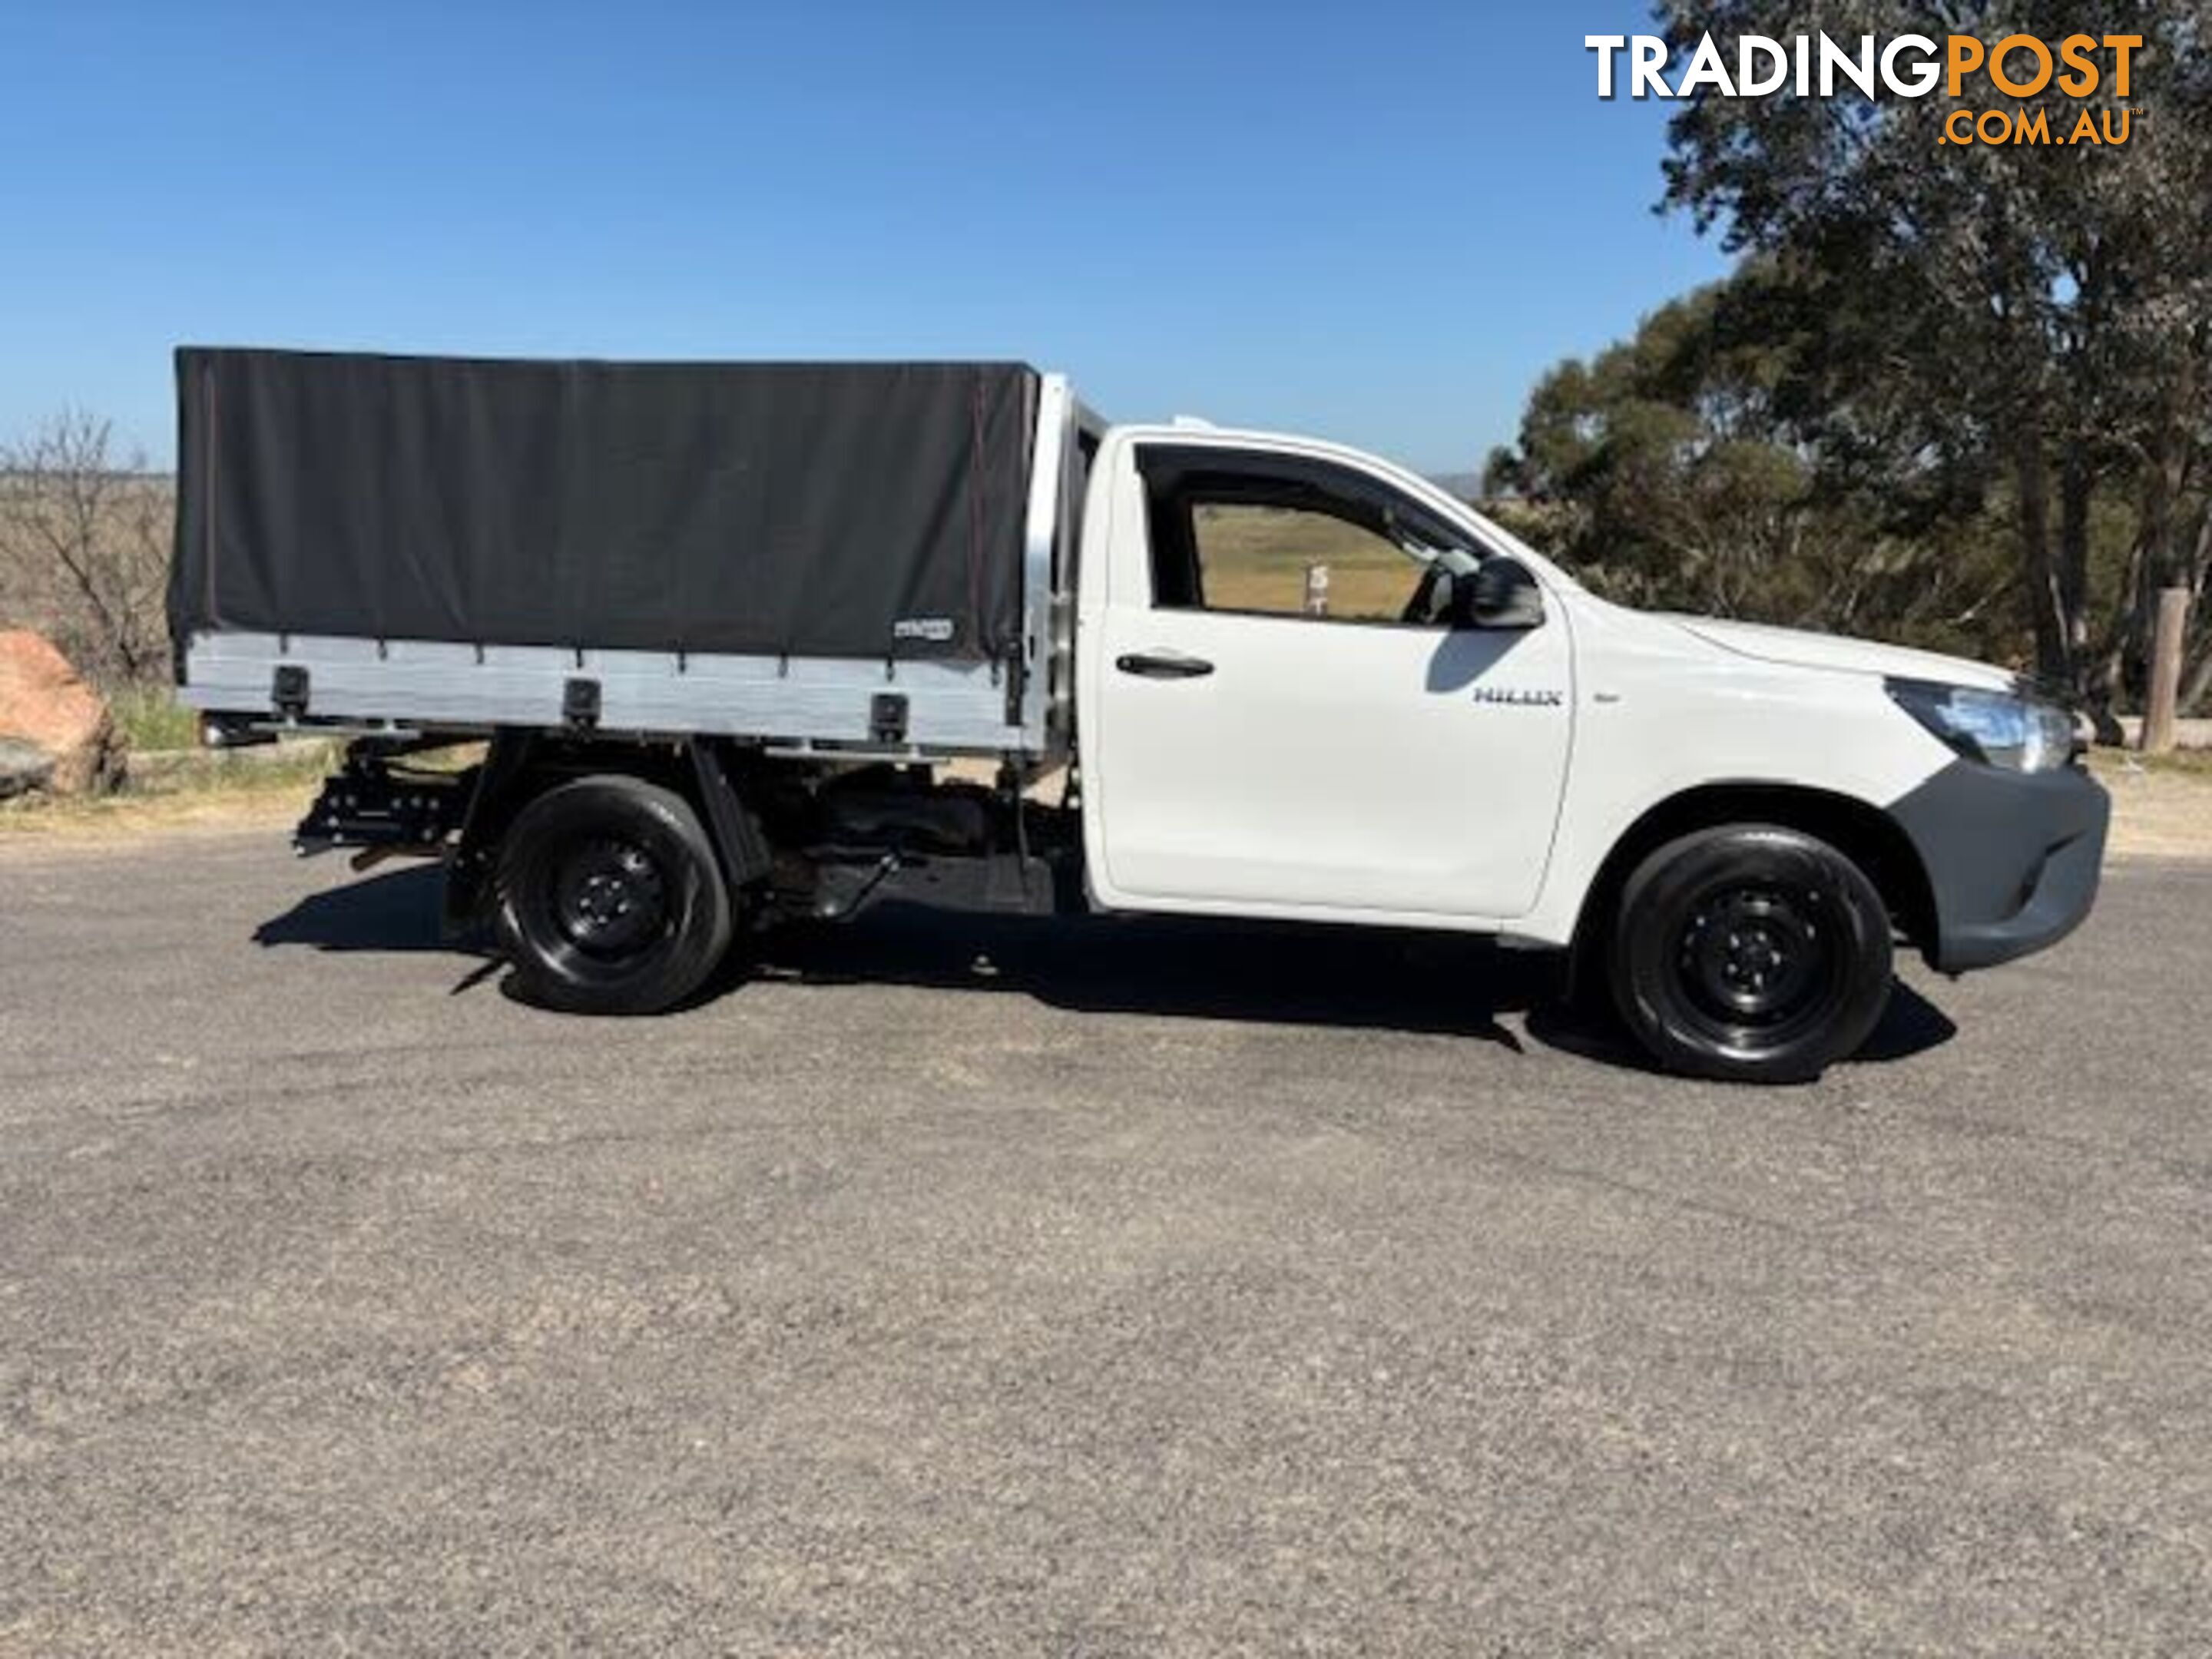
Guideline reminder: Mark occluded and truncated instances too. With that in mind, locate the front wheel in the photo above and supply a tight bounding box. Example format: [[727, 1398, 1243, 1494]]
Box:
[[1608, 825, 1893, 1084], [495, 776, 733, 1015]]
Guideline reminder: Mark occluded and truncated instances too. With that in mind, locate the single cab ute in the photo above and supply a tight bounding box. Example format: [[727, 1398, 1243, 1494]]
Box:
[[171, 350, 2111, 1082]]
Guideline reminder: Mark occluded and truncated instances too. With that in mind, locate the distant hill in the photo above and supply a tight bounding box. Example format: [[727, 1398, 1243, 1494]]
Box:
[[1426, 472, 1484, 502]]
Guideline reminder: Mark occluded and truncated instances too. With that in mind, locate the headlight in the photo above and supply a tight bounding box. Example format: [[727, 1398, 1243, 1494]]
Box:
[[1885, 678, 2077, 773]]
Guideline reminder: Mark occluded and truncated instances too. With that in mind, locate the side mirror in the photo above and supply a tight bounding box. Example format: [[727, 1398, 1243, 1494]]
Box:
[[1453, 557, 1545, 631]]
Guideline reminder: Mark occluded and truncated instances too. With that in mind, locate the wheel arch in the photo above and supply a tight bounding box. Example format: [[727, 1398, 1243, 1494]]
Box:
[[443, 732, 770, 937], [1568, 781, 1936, 976]]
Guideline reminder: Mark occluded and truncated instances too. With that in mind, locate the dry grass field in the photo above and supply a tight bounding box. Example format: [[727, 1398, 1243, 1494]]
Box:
[[1193, 505, 1423, 619]]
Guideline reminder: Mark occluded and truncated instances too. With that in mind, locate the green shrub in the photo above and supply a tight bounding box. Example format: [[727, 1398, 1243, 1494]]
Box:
[[108, 687, 200, 752]]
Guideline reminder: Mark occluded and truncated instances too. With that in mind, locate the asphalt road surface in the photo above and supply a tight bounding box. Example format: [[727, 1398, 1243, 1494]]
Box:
[[2, 833, 2208, 1655]]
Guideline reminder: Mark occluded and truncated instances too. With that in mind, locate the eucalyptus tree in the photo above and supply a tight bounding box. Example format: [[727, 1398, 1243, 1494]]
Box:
[[1654, 1, 2211, 711]]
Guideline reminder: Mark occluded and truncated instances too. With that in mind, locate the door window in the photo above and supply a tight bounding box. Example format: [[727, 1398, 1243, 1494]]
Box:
[[1190, 504, 1420, 621], [1138, 445, 1475, 626]]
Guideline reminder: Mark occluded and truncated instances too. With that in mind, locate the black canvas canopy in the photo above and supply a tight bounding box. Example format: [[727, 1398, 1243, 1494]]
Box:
[[171, 349, 1040, 665]]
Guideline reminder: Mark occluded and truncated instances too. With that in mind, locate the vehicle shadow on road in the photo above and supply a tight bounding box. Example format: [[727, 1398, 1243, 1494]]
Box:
[[253, 862, 456, 952], [251, 863, 508, 998], [757, 902, 1538, 1052], [753, 903, 1959, 1074], [1522, 978, 1958, 1073], [253, 868, 1959, 1073]]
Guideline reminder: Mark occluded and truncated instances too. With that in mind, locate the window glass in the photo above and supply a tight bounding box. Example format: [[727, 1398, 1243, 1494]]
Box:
[[1137, 445, 1477, 625], [1190, 503, 1426, 621]]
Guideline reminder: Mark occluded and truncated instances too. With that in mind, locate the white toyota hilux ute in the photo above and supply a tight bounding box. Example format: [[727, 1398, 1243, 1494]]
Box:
[[172, 354, 2111, 1084], [1066, 423, 2105, 1080]]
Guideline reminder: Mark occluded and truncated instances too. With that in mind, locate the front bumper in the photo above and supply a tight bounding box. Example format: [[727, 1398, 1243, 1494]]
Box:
[[1887, 760, 2111, 974]]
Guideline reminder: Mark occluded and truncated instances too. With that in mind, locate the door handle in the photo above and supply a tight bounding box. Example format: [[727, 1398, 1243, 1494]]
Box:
[[1115, 651, 1215, 680]]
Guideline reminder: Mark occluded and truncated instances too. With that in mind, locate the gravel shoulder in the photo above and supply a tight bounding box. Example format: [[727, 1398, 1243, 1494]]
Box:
[[2092, 754, 2212, 858]]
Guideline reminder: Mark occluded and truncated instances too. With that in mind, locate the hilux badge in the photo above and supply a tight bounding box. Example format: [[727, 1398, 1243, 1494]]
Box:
[[1472, 687, 1565, 707]]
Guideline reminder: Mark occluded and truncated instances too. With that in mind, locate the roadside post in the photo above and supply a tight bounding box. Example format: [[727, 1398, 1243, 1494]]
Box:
[[1303, 563, 1330, 618], [2141, 586, 2190, 754]]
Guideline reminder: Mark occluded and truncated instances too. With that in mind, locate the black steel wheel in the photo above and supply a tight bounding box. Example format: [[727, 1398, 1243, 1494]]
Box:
[[495, 776, 733, 1015], [1608, 825, 1893, 1083]]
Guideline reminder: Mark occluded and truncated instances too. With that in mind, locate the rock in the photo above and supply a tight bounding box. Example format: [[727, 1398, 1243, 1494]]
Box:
[[0, 631, 125, 796], [0, 736, 55, 799]]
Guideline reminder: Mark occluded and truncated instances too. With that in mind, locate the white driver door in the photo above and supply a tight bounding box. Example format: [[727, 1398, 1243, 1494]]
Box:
[[1084, 442, 1574, 922]]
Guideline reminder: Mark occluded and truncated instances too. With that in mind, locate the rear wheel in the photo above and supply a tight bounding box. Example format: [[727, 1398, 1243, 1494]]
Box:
[[495, 776, 733, 1015], [1608, 825, 1892, 1084]]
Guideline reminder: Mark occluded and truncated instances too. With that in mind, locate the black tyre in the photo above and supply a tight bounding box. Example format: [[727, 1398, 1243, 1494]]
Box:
[[495, 776, 733, 1015], [1608, 825, 1892, 1084]]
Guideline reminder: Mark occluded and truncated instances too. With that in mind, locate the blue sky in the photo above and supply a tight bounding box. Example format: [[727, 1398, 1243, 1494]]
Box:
[[0, 2, 1725, 474]]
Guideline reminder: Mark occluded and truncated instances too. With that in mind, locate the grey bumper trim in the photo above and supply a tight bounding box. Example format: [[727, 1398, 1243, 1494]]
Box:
[[1887, 760, 2111, 974]]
